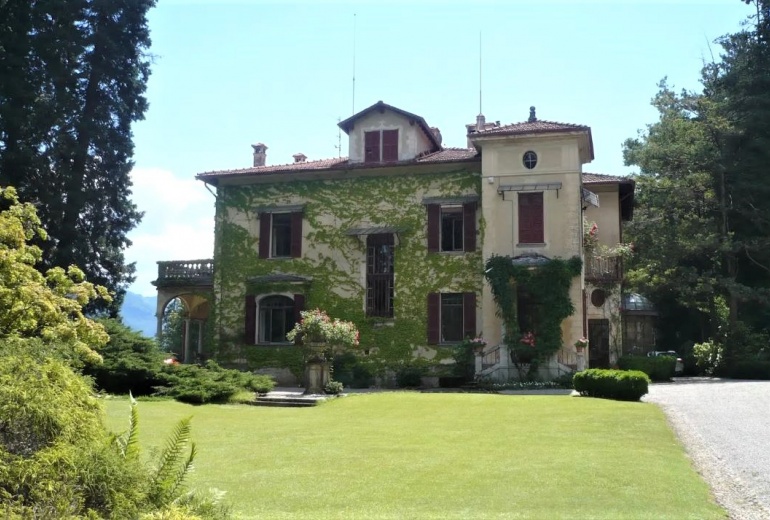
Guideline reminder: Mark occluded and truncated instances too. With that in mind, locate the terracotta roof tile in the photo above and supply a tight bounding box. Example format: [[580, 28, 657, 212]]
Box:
[[474, 119, 589, 137], [416, 148, 478, 163], [582, 172, 634, 184]]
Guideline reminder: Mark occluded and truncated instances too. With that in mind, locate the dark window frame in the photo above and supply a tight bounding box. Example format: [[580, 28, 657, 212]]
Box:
[[366, 234, 395, 318], [270, 213, 292, 258], [440, 206, 464, 252], [259, 211, 303, 259], [363, 129, 399, 163], [258, 295, 295, 344], [427, 292, 476, 345], [518, 192, 544, 245], [440, 293, 464, 343]]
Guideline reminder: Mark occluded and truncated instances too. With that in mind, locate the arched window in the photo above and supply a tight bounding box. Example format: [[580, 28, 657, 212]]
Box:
[[258, 295, 295, 343]]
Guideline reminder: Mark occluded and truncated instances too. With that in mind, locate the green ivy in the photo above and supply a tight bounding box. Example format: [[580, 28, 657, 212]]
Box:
[[484, 255, 581, 374], [211, 170, 482, 376]]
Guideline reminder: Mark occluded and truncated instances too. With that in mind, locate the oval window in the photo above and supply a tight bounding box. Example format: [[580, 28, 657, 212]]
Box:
[[523, 151, 538, 170]]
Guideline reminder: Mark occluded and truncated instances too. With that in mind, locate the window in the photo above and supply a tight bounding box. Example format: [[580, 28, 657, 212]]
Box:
[[427, 292, 476, 344], [366, 234, 394, 317], [523, 150, 538, 169], [259, 211, 303, 259], [364, 129, 398, 163], [244, 293, 305, 345], [440, 207, 464, 252], [426, 202, 476, 253], [258, 295, 295, 343], [518, 192, 544, 244]]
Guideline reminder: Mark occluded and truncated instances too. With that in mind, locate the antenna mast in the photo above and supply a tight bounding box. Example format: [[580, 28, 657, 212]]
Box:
[[352, 13, 357, 115], [479, 30, 482, 115]]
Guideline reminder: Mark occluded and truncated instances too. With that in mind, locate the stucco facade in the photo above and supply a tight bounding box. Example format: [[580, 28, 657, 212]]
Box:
[[156, 101, 634, 385]]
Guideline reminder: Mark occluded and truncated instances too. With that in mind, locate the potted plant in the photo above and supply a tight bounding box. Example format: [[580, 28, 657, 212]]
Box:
[[467, 335, 487, 354], [574, 337, 589, 353]]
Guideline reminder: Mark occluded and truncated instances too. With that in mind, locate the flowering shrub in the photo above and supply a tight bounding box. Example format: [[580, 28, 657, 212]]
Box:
[[467, 336, 487, 347], [520, 332, 536, 347], [584, 220, 599, 251], [574, 337, 589, 349], [286, 309, 360, 348]]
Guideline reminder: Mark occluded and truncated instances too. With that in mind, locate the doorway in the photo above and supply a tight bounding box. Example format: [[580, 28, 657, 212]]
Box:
[[588, 319, 610, 369]]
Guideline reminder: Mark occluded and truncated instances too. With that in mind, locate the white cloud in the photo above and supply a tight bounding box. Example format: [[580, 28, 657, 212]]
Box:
[[126, 167, 215, 297]]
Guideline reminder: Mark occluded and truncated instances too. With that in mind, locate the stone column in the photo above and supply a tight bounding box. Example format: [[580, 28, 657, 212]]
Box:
[[197, 320, 204, 355], [183, 318, 191, 364]]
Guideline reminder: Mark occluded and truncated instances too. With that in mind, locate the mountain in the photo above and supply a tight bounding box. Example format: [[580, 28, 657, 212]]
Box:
[[120, 291, 157, 338]]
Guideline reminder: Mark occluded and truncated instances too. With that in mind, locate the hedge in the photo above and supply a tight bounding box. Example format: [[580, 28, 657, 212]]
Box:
[[727, 360, 770, 380], [573, 369, 650, 401], [618, 356, 676, 381]]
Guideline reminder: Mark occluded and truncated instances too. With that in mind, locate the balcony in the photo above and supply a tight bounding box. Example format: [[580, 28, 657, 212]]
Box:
[[153, 259, 214, 288], [585, 255, 621, 282]]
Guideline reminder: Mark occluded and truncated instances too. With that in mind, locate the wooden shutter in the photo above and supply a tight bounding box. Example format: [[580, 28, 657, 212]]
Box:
[[463, 292, 476, 339], [427, 292, 440, 345], [518, 192, 544, 244], [463, 201, 477, 252], [258, 212, 270, 259], [244, 295, 257, 344], [292, 294, 306, 343], [364, 131, 380, 163], [382, 129, 398, 162], [427, 204, 440, 253], [290, 212, 303, 258]]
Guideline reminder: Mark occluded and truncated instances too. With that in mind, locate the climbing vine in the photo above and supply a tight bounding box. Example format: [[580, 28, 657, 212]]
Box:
[[210, 170, 482, 378], [484, 255, 582, 375]]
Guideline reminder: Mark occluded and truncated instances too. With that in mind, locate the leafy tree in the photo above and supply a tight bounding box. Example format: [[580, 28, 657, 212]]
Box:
[[0, 0, 156, 315], [0, 186, 109, 363], [624, 1, 770, 365], [161, 297, 185, 355]]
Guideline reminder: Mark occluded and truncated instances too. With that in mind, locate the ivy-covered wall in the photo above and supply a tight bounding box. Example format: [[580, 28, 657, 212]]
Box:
[[208, 169, 483, 378]]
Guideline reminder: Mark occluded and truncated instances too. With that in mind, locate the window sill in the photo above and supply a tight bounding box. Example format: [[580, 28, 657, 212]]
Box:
[[267, 256, 293, 260], [437, 250, 466, 255], [516, 243, 546, 248], [439, 342, 463, 346], [255, 342, 295, 347]]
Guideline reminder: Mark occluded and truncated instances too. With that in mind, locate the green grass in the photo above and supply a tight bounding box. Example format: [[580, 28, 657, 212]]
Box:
[[102, 393, 725, 520]]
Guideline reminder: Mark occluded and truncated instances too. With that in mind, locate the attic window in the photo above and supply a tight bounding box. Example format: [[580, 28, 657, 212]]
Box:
[[523, 151, 538, 170], [364, 130, 398, 163]]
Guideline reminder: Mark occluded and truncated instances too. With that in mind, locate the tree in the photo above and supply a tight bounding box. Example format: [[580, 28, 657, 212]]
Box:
[[0, 0, 156, 315], [624, 0, 770, 363], [0, 186, 109, 363]]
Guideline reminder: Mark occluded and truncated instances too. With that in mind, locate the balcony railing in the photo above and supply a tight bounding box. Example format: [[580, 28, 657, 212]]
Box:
[[154, 259, 214, 287], [585, 255, 621, 281]]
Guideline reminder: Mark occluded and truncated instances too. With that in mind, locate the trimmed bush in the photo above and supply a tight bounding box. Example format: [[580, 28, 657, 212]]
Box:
[[618, 355, 676, 381], [573, 369, 650, 401], [324, 381, 344, 395], [332, 352, 374, 389], [395, 366, 423, 388], [157, 361, 275, 404]]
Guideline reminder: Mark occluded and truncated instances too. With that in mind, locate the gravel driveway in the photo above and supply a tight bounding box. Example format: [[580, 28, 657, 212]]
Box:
[[644, 379, 770, 520]]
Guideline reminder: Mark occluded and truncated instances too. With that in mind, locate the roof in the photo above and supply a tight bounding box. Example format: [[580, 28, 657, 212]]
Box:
[[622, 293, 657, 314], [473, 119, 590, 137], [196, 148, 479, 181], [582, 172, 633, 184], [583, 173, 636, 221], [338, 100, 442, 150]]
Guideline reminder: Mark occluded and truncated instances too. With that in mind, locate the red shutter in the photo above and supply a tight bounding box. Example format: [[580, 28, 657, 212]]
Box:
[[382, 129, 398, 162], [463, 202, 477, 252], [293, 294, 306, 342], [290, 212, 303, 258], [427, 204, 440, 253], [258, 213, 270, 259], [427, 292, 440, 345], [244, 295, 256, 344], [364, 131, 380, 163], [518, 193, 544, 244], [463, 292, 476, 340]]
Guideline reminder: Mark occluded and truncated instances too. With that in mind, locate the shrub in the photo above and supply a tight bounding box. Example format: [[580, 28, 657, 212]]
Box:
[[693, 340, 724, 375], [395, 365, 423, 388], [618, 355, 676, 381], [84, 318, 167, 395], [158, 361, 275, 404], [573, 369, 650, 401], [332, 352, 374, 388], [324, 381, 344, 395], [727, 360, 770, 380]]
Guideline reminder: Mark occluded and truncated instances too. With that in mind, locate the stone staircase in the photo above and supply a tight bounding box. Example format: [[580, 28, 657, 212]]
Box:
[[249, 391, 332, 408]]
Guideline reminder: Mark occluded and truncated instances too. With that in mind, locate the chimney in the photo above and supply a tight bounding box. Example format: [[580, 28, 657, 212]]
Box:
[[293, 153, 307, 163], [251, 143, 267, 167], [528, 106, 537, 122], [429, 127, 443, 147], [476, 113, 486, 132]]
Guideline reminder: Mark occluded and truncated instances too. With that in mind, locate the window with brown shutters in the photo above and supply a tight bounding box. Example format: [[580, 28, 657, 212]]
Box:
[[518, 192, 544, 244], [382, 129, 398, 162], [427, 202, 476, 253], [364, 131, 380, 163], [259, 211, 303, 259], [427, 292, 477, 344], [364, 129, 398, 163]]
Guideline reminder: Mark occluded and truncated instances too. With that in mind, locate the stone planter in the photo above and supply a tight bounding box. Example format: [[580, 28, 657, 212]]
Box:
[[304, 341, 330, 395]]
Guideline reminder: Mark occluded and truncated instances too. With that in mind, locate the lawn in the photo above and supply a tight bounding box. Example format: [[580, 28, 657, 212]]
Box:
[[103, 393, 725, 520]]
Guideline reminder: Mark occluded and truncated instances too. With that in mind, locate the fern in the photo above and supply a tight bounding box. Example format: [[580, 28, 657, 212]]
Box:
[[149, 416, 196, 507], [113, 393, 140, 460]]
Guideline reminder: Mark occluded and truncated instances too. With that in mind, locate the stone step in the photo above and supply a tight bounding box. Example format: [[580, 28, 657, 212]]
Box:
[[251, 395, 322, 407]]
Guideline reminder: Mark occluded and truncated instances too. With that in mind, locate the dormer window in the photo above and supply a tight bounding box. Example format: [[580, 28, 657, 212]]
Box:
[[364, 129, 399, 163]]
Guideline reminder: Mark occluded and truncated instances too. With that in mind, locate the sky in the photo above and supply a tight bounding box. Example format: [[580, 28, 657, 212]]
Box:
[[126, 0, 753, 297]]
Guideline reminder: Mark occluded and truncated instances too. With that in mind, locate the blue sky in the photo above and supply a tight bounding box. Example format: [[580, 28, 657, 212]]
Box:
[[126, 0, 752, 296]]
